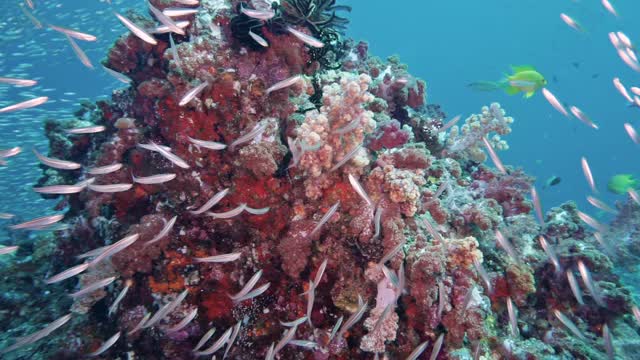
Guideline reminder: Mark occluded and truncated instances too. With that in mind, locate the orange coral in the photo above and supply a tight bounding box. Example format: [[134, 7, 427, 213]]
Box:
[[148, 250, 188, 294]]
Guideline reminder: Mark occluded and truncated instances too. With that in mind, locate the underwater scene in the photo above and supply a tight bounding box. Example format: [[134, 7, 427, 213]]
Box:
[[1, 0, 640, 358]]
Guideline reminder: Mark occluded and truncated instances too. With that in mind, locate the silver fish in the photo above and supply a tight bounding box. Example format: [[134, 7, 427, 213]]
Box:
[[149, 2, 185, 35], [0, 147, 21, 158], [472, 258, 492, 294], [128, 312, 150, 335], [114, 12, 157, 45], [495, 229, 519, 263], [329, 143, 363, 172], [337, 298, 368, 338], [234, 282, 270, 302], [190, 188, 230, 214], [241, 6, 275, 20], [280, 316, 307, 327], [102, 66, 132, 84], [151, 21, 190, 34], [87, 331, 120, 357], [49, 25, 97, 41], [249, 30, 269, 47], [1, 313, 72, 354], [150, 142, 190, 169], [33, 184, 85, 195], [266, 75, 302, 95], [193, 328, 216, 352], [577, 260, 605, 306], [65, 125, 106, 134], [506, 297, 519, 337], [482, 136, 507, 174], [0, 246, 18, 255], [348, 173, 373, 207], [133, 173, 176, 184], [88, 183, 133, 193], [309, 201, 340, 237], [286, 26, 324, 48], [0, 77, 36, 87], [88, 163, 123, 175], [193, 326, 232, 356], [429, 333, 444, 360], [274, 325, 297, 354], [207, 204, 246, 219], [567, 271, 585, 305], [244, 206, 270, 215], [65, 34, 93, 69], [306, 280, 315, 326], [89, 233, 139, 267], [553, 309, 586, 341], [194, 252, 242, 263], [144, 289, 189, 328], [603, 323, 614, 360], [539, 236, 561, 273], [406, 341, 429, 360], [33, 148, 81, 170], [70, 276, 116, 298], [10, 214, 64, 230], [45, 262, 89, 284], [165, 308, 198, 333], [230, 121, 268, 150], [223, 320, 242, 359], [163, 8, 199, 17], [230, 269, 263, 301], [187, 136, 226, 150], [313, 259, 328, 288], [0, 96, 48, 113], [144, 216, 177, 247], [108, 282, 130, 316]]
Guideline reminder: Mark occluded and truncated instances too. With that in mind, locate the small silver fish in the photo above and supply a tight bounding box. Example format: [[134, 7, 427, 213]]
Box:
[[149, 3, 185, 35], [406, 341, 429, 360], [33, 148, 81, 170], [65, 34, 93, 69], [0, 96, 48, 113], [207, 204, 246, 219], [65, 125, 106, 134], [187, 136, 226, 150], [87, 331, 120, 357], [165, 308, 198, 333], [0, 246, 18, 255], [309, 201, 340, 237], [89, 233, 139, 267], [266, 75, 302, 95], [70, 276, 116, 298], [114, 12, 157, 45], [88, 163, 123, 175], [10, 214, 64, 230], [194, 252, 242, 263], [163, 8, 199, 17], [144, 289, 189, 328], [45, 262, 89, 284], [229, 269, 263, 301], [49, 25, 97, 41], [348, 173, 373, 207], [108, 281, 130, 316], [190, 188, 230, 215], [88, 183, 133, 193], [133, 173, 176, 184], [249, 30, 269, 47], [33, 184, 85, 194], [286, 26, 324, 48], [0, 77, 36, 87]]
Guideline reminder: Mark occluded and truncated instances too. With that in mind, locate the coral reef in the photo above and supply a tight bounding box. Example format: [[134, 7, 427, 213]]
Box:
[[2, 1, 640, 359]]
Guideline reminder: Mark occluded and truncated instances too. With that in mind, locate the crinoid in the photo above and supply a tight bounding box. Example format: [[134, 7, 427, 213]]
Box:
[[280, 0, 351, 35]]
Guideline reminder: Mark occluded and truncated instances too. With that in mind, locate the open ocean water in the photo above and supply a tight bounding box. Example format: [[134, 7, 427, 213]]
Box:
[[0, 0, 639, 358]]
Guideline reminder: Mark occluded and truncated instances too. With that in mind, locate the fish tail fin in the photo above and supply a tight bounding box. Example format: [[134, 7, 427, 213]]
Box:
[[468, 81, 504, 92]]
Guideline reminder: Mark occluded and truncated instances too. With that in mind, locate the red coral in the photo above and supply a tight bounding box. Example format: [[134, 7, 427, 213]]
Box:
[[368, 119, 411, 151]]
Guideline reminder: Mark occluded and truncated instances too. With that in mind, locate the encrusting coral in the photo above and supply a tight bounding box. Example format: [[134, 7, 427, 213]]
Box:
[[2, 0, 640, 359]]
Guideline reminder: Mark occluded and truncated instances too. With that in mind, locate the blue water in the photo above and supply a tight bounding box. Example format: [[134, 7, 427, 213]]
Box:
[[346, 0, 640, 219], [0, 0, 638, 222]]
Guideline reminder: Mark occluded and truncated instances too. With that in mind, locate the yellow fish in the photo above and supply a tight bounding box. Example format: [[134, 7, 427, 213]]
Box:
[[469, 65, 548, 98], [607, 174, 638, 194]]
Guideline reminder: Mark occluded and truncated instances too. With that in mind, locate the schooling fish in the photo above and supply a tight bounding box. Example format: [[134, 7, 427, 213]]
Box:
[[469, 65, 547, 98]]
